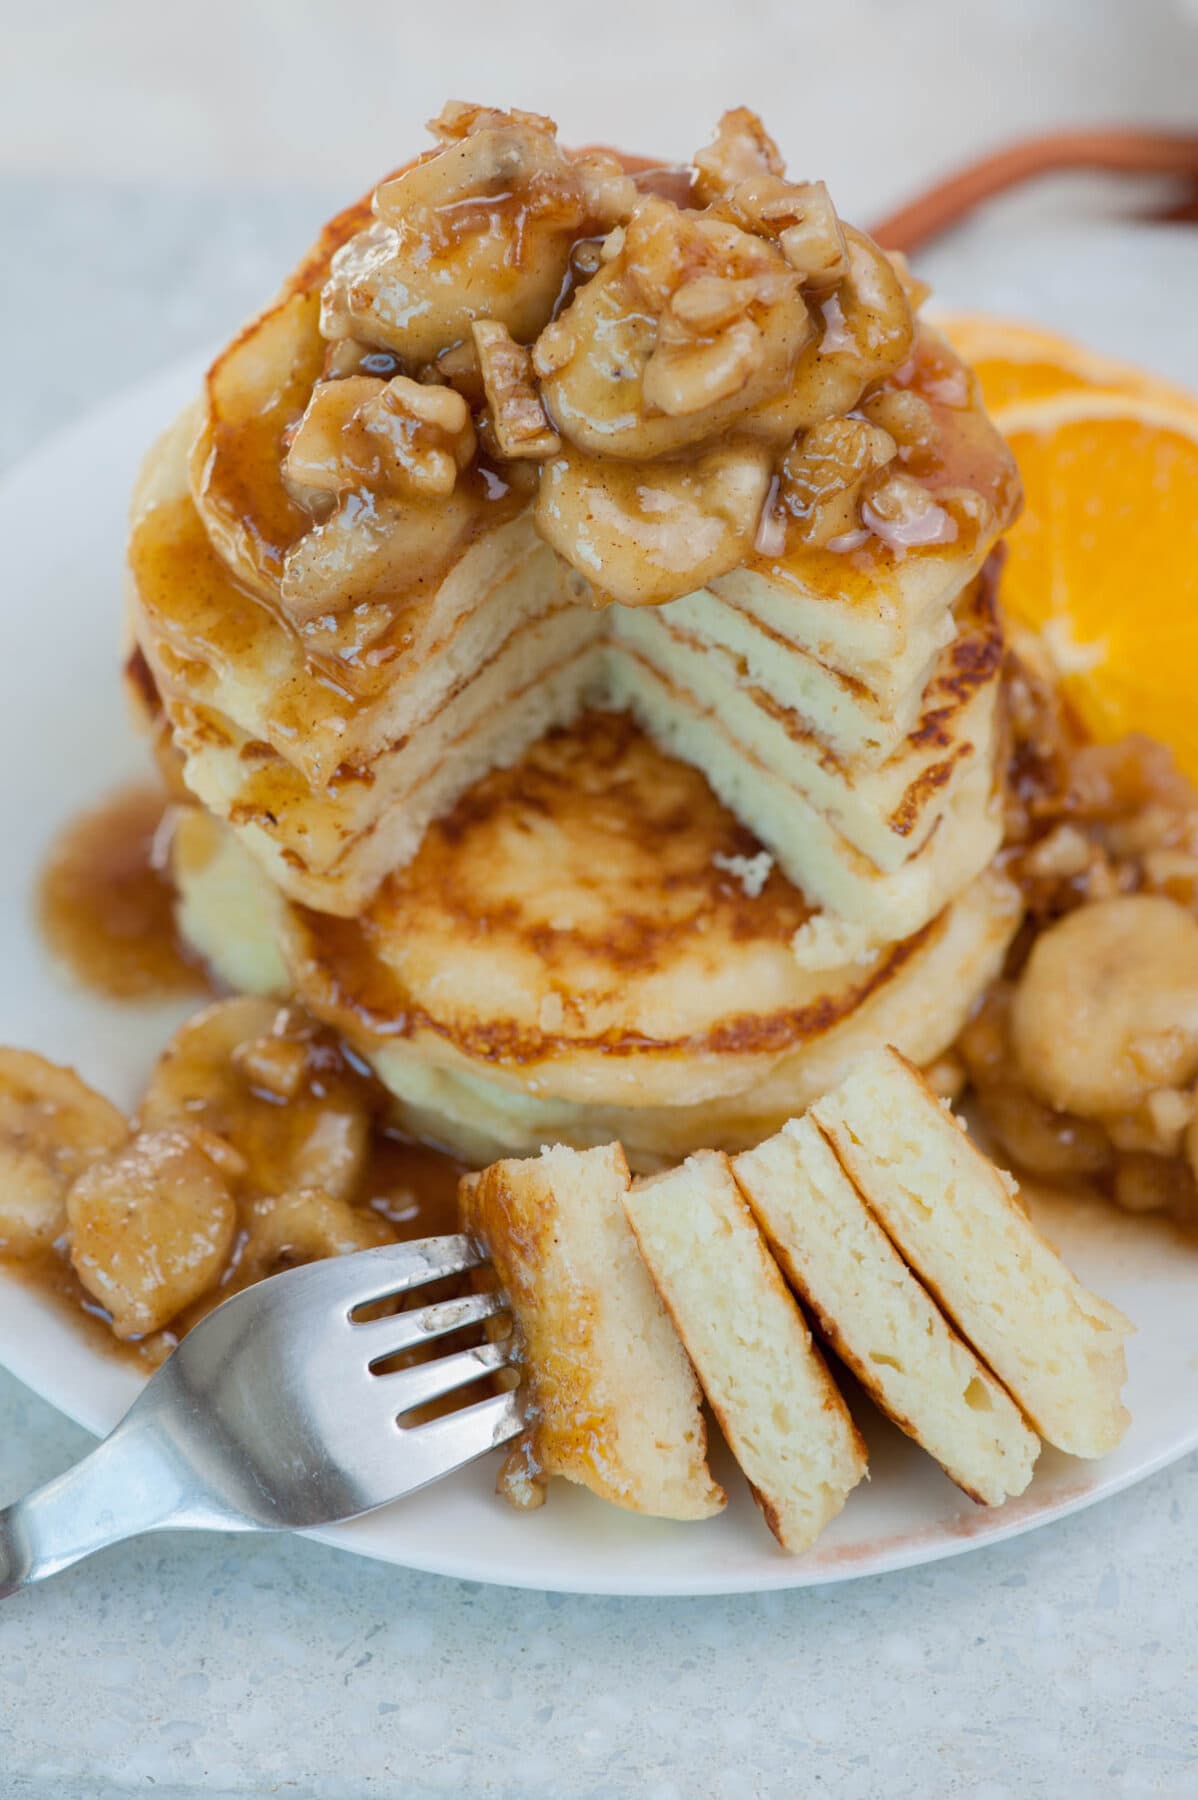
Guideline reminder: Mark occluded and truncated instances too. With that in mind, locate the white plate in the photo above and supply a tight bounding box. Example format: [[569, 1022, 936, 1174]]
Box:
[[3, 355, 1198, 1596]]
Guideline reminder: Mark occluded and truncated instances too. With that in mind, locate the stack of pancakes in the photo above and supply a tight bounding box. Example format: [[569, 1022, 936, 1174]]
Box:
[[127, 111, 1026, 1165]]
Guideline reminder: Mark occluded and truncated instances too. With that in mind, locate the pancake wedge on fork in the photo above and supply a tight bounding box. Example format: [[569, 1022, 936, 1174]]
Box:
[[459, 1142, 724, 1519]]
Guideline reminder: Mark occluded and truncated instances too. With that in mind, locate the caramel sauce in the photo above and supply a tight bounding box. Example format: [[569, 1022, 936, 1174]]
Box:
[[36, 785, 207, 1001], [199, 291, 327, 579]]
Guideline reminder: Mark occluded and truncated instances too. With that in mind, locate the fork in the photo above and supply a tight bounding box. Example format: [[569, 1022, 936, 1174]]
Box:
[[0, 1235, 520, 1598]]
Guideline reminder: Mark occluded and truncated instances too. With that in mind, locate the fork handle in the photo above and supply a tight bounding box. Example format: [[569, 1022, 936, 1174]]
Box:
[[0, 1422, 226, 1599]]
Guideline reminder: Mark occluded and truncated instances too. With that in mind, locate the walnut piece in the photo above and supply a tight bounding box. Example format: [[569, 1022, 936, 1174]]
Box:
[[722, 175, 849, 289], [283, 374, 475, 508], [472, 320, 561, 459], [778, 418, 897, 547], [692, 107, 785, 205]]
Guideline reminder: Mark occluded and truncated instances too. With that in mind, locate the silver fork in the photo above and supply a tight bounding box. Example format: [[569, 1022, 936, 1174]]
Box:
[[0, 1235, 520, 1598]]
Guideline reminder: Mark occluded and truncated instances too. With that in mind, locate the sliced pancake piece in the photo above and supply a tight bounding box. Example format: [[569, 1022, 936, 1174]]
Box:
[[459, 1143, 724, 1520], [811, 1048, 1132, 1458], [624, 1151, 866, 1553], [733, 1115, 1039, 1504]]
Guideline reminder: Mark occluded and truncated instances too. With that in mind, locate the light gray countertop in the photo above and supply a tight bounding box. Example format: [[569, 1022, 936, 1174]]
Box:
[[2, 178, 1198, 1800]]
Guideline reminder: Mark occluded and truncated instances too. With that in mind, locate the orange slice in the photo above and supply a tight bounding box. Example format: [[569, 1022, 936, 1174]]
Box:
[[936, 311, 1181, 413], [990, 388, 1198, 780]]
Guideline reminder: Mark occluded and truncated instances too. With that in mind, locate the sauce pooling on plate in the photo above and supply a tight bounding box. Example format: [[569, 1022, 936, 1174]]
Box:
[[36, 784, 207, 1001]]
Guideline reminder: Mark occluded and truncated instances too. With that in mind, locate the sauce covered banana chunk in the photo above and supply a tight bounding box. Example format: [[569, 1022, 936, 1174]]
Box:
[[321, 104, 635, 365]]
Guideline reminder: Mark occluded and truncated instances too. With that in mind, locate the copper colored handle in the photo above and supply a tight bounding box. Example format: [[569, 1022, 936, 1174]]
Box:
[[870, 128, 1198, 253]]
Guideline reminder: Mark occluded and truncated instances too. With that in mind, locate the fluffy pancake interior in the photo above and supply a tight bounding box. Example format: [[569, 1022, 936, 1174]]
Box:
[[733, 1116, 1039, 1505], [624, 1150, 867, 1553], [810, 1048, 1133, 1459]]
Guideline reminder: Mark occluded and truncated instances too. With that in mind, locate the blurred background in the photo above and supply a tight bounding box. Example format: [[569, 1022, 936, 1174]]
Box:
[[1, 0, 1196, 459]]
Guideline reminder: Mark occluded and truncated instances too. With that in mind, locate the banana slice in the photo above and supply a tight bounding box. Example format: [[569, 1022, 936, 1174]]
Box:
[[0, 1050, 128, 1257], [1012, 895, 1198, 1117], [138, 997, 372, 1201], [68, 1129, 237, 1337], [244, 1186, 394, 1279]]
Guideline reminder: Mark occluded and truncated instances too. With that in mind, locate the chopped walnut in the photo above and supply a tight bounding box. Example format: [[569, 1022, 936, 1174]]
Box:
[[570, 150, 638, 229], [778, 418, 897, 547], [427, 100, 558, 143], [862, 385, 939, 471], [357, 376, 476, 498], [280, 376, 394, 511], [692, 107, 785, 205], [722, 175, 849, 289], [472, 320, 561, 459], [288, 373, 477, 505], [279, 373, 477, 617], [645, 314, 764, 417]]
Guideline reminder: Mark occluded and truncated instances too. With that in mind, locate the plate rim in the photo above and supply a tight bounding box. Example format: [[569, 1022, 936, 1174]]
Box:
[[2, 351, 1196, 1599]]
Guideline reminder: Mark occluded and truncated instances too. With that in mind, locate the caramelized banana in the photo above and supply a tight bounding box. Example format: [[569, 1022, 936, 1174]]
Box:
[[68, 1129, 236, 1337], [321, 110, 630, 364], [1012, 895, 1198, 1116], [139, 997, 371, 1201], [535, 439, 773, 606], [536, 200, 810, 461], [0, 1050, 127, 1257], [244, 1186, 394, 1278]]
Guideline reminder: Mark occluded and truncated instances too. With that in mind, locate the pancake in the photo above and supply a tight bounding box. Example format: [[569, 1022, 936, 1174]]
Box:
[[733, 1115, 1040, 1505], [624, 1150, 867, 1553], [157, 560, 1003, 927], [609, 563, 1002, 871], [169, 713, 1024, 1164], [459, 1142, 724, 1519], [811, 1048, 1133, 1458]]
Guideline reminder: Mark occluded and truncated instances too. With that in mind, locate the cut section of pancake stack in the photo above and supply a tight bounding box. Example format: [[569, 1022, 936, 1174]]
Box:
[[462, 1049, 1130, 1556], [128, 102, 1024, 1166]]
